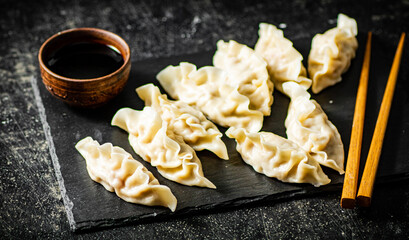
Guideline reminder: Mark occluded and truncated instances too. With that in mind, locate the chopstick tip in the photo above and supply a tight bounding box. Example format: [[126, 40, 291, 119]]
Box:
[[400, 32, 406, 42], [341, 198, 356, 209], [356, 195, 371, 207]]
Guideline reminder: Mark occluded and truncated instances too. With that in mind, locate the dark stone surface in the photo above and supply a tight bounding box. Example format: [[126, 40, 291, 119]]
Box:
[[1, 0, 409, 238], [34, 50, 338, 231]]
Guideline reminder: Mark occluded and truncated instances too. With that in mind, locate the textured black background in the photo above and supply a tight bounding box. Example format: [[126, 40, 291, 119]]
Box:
[[1, 0, 409, 238]]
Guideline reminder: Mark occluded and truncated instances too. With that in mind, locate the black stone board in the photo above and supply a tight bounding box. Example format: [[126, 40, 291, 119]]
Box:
[[33, 35, 409, 232]]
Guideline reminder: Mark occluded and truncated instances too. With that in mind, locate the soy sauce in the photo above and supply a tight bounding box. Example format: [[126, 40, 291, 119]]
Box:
[[46, 42, 124, 79]]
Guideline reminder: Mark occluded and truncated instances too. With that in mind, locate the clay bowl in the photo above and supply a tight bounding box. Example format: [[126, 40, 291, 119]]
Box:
[[38, 28, 131, 108]]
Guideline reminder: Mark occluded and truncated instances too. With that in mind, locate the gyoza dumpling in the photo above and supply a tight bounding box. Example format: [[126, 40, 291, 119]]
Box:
[[136, 83, 228, 160], [254, 23, 312, 95], [213, 40, 274, 115], [111, 106, 216, 189], [282, 82, 344, 174], [157, 62, 264, 132], [226, 127, 330, 187], [75, 137, 177, 211], [308, 13, 358, 94]]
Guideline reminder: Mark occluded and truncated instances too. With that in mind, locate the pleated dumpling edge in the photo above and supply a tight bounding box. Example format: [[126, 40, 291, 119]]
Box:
[[75, 136, 177, 211], [213, 39, 274, 116], [156, 62, 264, 132], [283, 82, 345, 174], [136, 83, 228, 160], [308, 13, 358, 94], [226, 127, 331, 187], [254, 23, 312, 95], [111, 106, 216, 189]]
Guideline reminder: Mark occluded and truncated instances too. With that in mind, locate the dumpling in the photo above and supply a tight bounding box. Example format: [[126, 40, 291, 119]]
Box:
[[136, 83, 228, 160], [157, 62, 264, 132], [213, 40, 274, 116], [75, 137, 177, 211], [111, 106, 216, 189], [226, 127, 330, 187], [254, 23, 312, 95], [308, 13, 358, 94], [282, 82, 344, 174]]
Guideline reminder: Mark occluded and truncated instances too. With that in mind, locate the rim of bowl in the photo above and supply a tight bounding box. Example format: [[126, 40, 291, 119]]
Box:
[[38, 27, 131, 83]]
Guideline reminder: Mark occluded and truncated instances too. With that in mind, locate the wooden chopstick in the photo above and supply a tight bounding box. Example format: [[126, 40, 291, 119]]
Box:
[[356, 32, 406, 207], [341, 32, 372, 209]]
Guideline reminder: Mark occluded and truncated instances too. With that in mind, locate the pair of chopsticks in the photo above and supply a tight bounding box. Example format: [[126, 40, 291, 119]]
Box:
[[341, 32, 406, 209]]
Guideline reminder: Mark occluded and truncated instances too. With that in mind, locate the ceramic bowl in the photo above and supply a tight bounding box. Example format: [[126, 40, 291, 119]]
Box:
[[38, 28, 131, 108]]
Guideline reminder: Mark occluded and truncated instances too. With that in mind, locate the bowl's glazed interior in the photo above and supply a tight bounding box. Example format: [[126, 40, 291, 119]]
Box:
[[38, 28, 131, 108]]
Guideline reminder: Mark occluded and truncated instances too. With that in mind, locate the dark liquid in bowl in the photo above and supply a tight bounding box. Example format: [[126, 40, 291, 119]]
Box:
[[46, 42, 124, 79]]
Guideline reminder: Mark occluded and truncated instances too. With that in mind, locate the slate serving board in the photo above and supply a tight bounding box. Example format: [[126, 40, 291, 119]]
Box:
[[33, 34, 409, 232]]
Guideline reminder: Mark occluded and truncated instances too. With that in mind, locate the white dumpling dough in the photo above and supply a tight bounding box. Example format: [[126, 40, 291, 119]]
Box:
[[75, 137, 177, 211], [308, 13, 358, 94], [213, 40, 274, 116], [254, 23, 312, 95], [111, 106, 216, 189], [157, 62, 264, 132], [226, 127, 330, 187], [283, 82, 344, 174], [136, 83, 228, 160]]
